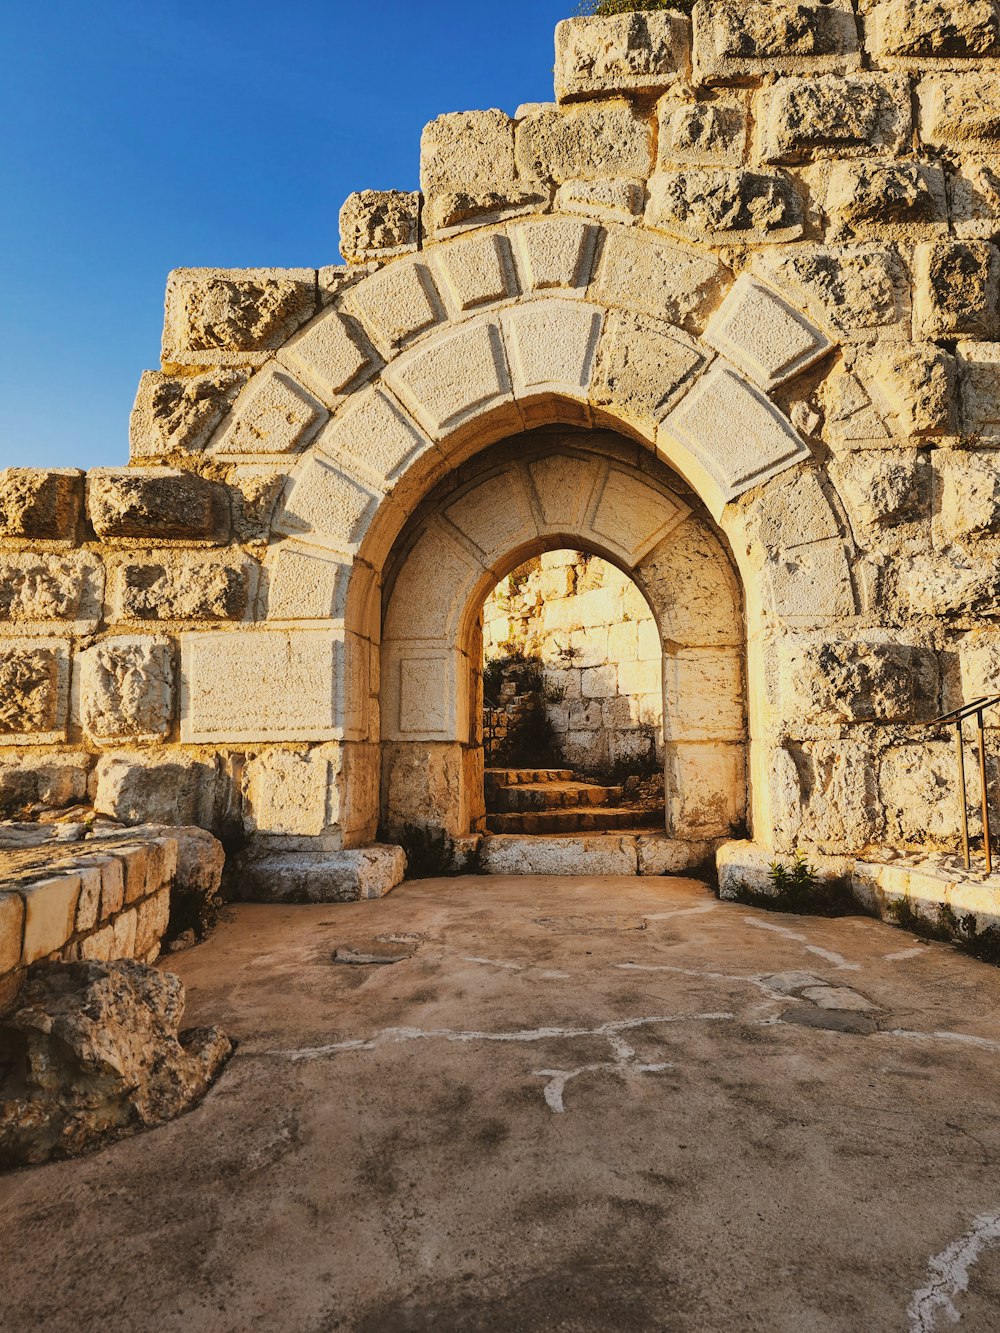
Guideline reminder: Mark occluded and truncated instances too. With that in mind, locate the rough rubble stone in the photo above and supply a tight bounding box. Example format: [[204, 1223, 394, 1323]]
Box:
[[694, 0, 861, 83], [919, 71, 1000, 150], [94, 754, 221, 829], [0, 471, 82, 543], [339, 190, 420, 263], [556, 177, 645, 220], [555, 12, 691, 103], [0, 757, 89, 819], [647, 169, 802, 242], [938, 450, 1000, 540], [163, 268, 316, 361], [754, 245, 910, 339], [825, 161, 947, 238], [113, 555, 254, 621], [0, 553, 103, 627], [959, 342, 1000, 436], [421, 110, 544, 235], [657, 95, 748, 168], [833, 452, 927, 528], [228, 468, 286, 546], [80, 638, 173, 742], [783, 640, 915, 723], [873, 0, 1000, 59], [0, 646, 64, 737], [758, 74, 910, 164], [0, 961, 230, 1169], [516, 102, 653, 186], [914, 241, 1000, 341], [129, 370, 246, 460], [87, 470, 231, 545], [859, 343, 957, 436], [880, 742, 969, 845]]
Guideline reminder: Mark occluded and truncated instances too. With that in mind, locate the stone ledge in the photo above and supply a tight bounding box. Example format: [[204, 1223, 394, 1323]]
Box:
[[716, 840, 853, 900], [853, 854, 1000, 935], [480, 833, 717, 877], [236, 844, 407, 903]]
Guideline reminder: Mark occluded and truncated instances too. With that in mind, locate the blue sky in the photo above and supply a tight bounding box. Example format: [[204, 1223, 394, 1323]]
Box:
[[0, 0, 573, 470]]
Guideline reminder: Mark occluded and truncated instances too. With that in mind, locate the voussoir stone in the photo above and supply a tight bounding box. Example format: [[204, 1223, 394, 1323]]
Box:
[[87, 469, 231, 544], [555, 12, 691, 103], [0, 961, 231, 1169], [0, 470, 83, 543]]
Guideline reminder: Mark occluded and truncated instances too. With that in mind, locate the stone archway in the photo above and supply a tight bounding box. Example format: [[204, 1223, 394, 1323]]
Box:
[[378, 429, 746, 854]]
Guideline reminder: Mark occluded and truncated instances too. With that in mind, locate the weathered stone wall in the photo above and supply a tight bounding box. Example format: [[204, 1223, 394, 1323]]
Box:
[[483, 551, 664, 775], [4, 2, 1000, 891]]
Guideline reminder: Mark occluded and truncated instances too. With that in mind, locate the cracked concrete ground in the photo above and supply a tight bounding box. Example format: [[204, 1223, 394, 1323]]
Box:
[[5, 875, 1000, 1332]]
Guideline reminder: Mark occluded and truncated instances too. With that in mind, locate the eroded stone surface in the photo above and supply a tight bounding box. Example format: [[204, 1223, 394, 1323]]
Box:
[[163, 268, 316, 361], [339, 190, 420, 263], [555, 12, 691, 103], [0, 472, 82, 543], [130, 371, 246, 460], [647, 169, 803, 243], [0, 961, 230, 1168], [80, 639, 173, 742], [87, 471, 230, 545]]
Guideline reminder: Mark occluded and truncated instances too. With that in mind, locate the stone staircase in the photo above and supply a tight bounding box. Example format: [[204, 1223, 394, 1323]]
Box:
[[484, 768, 662, 835]]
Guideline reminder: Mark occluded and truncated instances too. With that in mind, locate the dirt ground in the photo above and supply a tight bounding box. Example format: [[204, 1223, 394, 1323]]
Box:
[[4, 874, 1000, 1332]]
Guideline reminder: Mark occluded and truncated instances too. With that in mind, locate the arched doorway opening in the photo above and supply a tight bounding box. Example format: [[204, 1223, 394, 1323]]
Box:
[[481, 550, 667, 835], [377, 426, 748, 859]]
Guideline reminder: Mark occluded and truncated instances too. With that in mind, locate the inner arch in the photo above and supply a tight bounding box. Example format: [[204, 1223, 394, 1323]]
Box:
[[377, 426, 748, 855]]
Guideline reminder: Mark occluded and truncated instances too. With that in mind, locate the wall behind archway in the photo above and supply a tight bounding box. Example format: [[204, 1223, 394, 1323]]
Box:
[[379, 429, 746, 846]]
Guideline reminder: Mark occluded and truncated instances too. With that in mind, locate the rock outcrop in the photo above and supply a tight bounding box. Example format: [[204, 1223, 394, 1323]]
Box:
[[0, 960, 230, 1169]]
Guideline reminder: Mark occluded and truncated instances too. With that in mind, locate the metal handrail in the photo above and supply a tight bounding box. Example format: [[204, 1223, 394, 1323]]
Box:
[[923, 695, 1000, 873]]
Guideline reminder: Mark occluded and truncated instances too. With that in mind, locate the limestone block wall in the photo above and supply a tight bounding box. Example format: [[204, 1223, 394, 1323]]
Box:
[[0, 829, 186, 1013], [6, 2, 1000, 883], [483, 551, 665, 775]]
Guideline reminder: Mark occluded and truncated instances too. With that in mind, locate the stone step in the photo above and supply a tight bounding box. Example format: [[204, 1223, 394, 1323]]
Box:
[[495, 781, 624, 813], [485, 768, 575, 787], [486, 806, 664, 835]]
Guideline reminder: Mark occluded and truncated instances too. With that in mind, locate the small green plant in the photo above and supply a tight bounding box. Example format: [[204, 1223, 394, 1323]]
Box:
[[578, 0, 695, 15], [770, 849, 818, 902], [731, 849, 857, 917]]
